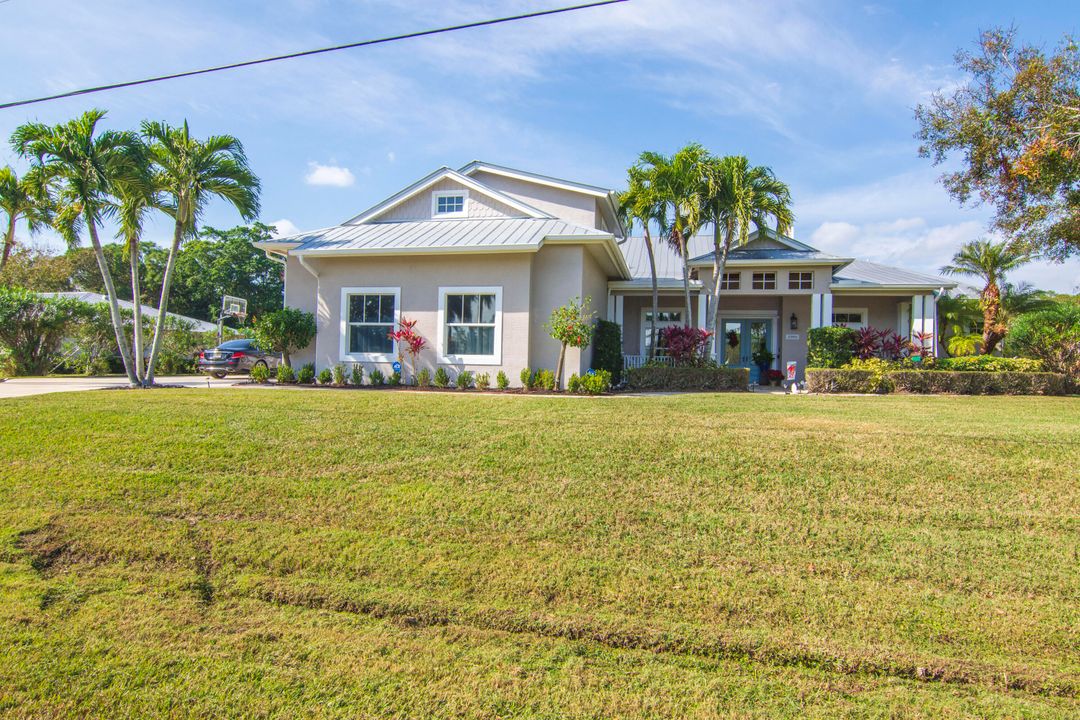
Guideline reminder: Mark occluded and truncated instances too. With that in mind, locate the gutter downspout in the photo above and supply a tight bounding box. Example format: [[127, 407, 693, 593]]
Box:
[[297, 254, 321, 366]]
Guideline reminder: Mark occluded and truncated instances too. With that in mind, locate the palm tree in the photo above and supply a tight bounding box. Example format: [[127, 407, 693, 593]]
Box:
[[142, 120, 260, 385], [113, 171, 161, 383], [936, 292, 983, 356], [637, 145, 707, 323], [700, 155, 793, 347], [12, 110, 145, 385], [940, 239, 1034, 355], [619, 167, 668, 359], [0, 166, 53, 274]]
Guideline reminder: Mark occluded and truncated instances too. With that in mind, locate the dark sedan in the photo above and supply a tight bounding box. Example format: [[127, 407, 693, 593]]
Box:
[[198, 339, 279, 378]]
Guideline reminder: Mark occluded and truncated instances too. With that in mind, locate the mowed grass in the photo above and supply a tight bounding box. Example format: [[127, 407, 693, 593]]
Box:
[[0, 389, 1077, 718]]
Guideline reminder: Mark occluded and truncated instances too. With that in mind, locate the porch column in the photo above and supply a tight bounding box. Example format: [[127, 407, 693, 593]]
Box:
[[606, 292, 615, 322], [696, 293, 707, 329], [614, 294, 624, 329], [911, 294, 937, 355], [821, 292, 833, 328], [810, 292, 833, 328]]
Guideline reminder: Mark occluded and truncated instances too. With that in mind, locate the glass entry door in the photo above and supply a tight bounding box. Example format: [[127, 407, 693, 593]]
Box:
[[721, 319, 773, 383]]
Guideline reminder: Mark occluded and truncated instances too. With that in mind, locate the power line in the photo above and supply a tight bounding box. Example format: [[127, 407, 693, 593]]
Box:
[[0, 0, 627, 111]]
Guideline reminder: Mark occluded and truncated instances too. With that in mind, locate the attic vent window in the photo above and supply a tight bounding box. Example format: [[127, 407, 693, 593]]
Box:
[[433, 190, 467, 217]]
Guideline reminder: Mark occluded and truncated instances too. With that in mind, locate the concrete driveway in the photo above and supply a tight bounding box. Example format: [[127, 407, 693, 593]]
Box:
[[0, 375, 242, 398]]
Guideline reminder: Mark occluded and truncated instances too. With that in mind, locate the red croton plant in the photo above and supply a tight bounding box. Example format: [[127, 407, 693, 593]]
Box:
[[388, 317, 427, 383], [658, 326, 714, 366]]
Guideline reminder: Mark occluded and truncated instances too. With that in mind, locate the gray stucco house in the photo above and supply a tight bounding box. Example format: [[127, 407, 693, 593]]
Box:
[[257, 162, 954, 385]]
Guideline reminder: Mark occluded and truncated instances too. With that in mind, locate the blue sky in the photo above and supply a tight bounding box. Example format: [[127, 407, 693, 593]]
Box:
[[1, 0, 1077, 291]]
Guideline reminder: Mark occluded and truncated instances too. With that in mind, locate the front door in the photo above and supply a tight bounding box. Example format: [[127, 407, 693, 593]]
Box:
[[721, 319, 773, 383]]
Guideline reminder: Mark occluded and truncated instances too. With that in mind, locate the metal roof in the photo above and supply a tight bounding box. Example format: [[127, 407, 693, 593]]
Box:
[[832, 260, 956, 289], [621, 235, 713, 280], [279, 217, 611, 255], [39, 292, 219, 333], [690, 247, 851, 265]]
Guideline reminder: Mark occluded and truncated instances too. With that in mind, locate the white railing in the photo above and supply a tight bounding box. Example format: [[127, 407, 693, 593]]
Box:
[[623, 354, 676, 369]]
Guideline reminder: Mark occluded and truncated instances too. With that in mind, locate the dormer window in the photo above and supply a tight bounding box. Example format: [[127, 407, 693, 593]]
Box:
[[432, 190, 468, 218]]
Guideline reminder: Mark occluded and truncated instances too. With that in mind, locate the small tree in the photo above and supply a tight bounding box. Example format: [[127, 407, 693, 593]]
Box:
[[1008, 302, 1080, 378], [251, 307, 315, 367], [545, 296, 595, 391], [387, 316, 427, 385], [0, 286, 86, 375]]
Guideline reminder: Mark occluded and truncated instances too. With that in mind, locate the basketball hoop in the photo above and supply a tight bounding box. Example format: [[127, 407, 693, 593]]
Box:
[[218, 295, 248, 343]]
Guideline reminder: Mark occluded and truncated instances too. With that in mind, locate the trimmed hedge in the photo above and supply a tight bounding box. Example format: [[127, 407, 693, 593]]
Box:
[[807, 326, 856, 368], [626, 365, 749, 391], [936, 356, 1044, 372], [591, 320, 624, 385], [806, 368, 1069, 396]]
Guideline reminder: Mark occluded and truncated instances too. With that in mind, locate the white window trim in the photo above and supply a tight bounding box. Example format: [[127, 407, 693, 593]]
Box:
[[340, 286, 401, 363], [431, 189, 469, 218], [832, 306, 869, 330], [751, 271, 777, 290], [437, 286, 502, 365], [639, 306, 685, 355], [720, 272, 741, 290], [787, 271, 814, 290]]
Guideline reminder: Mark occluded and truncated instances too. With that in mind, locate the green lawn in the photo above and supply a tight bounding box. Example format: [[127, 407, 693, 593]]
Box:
[[0, 389, 1077, 718]]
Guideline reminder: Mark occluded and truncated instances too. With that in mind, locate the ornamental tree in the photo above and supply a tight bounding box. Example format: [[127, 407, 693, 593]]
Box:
[[251, 307, 315, 367], [388, 316, 427, 385], [545, 296, 595, 390]]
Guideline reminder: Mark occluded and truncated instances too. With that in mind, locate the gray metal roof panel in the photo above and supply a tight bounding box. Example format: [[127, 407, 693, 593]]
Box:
[[832, 260, 956, 288]]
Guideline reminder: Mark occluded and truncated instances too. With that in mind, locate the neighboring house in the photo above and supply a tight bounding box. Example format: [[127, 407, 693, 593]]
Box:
[[39, 292, 219, 333], [257, 162, 955, 384]]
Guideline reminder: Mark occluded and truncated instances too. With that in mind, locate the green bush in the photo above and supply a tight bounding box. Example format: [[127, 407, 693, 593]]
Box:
[[276, 364, 296, 384], [496, 370, 509, 390], [936, 356, 1044, 372], [567, 373, 582, 393], [805, 369, 877, 394], [520, 367, 534, 389], [368, 368, 385, 386], [388, 371, 401, 387], [841, 358, 896, 393], [475, 372, 490, 390], [0, 286, 87, 375], [591, 320, 623, 385], [350, 364, 364, 386], [416, 368, 431, 387], [888, 371, 1069, 395], [250, 363, 269, 384], [534, 368, 555, 391], [332, 364, 346, 386], [434, 367, 450, 388], [297, 363, 315, 384], [578, 370, 612, 395], [251, 307, 316, 367], [1007, 303, 1080, 378], [456, 370, 474, 389], [317, 368, 333, 385], [625, 366, 749, 391], [807, 326, 856, 368]]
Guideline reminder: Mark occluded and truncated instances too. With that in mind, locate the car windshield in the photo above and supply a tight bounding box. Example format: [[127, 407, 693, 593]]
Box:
[[218, 340, 253, 351]]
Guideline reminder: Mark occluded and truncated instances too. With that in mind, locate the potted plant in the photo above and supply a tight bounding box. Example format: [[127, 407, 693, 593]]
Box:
[[764, 368, 784, 386], [752, 347, 775, 378]]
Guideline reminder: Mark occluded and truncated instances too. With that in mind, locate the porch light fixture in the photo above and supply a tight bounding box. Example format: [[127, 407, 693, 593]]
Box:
[[790, 313, 798, 330]]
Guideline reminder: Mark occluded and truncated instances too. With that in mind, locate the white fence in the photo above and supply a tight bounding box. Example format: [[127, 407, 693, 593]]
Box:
[[622, 354, 676, 369]]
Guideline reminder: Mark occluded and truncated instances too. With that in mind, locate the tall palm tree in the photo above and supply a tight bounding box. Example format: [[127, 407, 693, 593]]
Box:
[[619, 167, 668, 359], [12, 110, 145, 385], [637, 145, 708, 323], [0, 166, 53, 274], [700, 155, 793, 346], [142, 120, 260, 385], [113, 170, 161, 383], [940, 239, 1034, 355]]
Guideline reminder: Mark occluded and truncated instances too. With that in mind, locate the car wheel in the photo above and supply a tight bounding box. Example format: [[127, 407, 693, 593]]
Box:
[[211, 371, 228, 379]]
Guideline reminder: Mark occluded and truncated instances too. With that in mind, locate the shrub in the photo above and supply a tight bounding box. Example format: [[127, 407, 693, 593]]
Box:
[[567, 373, 582, 393], [416, 368, 431, 387], [368, 368, 385, 386], [805, 369, 877, 394], [475, 372, 490, 390], [659, 325, 713, 366], [888, 371, 1069, 396], [520, 367, 534, 390], [433, 367, 450, 388], [456, 370, 474, 389], [936, 356, 1044, 372], [496, 370, 509, 390], [388, 371, 401, 387], [842, 358, 898, 393], [332, 364, 346, 386], [534, 368, 556, 391], [276, 364, 296, 384], [317, 368, 333, 385], [250, 363, 269, 384], [591, 320, 623, 384], [350, 363, 364, 386], [545, 296, 595, 390], [807, 326, 856, 368], [578, 369, 612, 395], [1007, 303, 1080, 378], [251, 307, 316, 367], [625, 366, 749, 391], [297, 363, 316, 384], [0, 286, 87, 375]]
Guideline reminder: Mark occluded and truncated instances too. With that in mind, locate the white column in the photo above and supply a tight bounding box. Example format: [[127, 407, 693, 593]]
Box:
[[606, 292, 615, 322], [821, 292, 833, 328], [614, 295, 624, 329], [911, 294, 924, 337], [810, 294, 823, 328], [696, 293, 707, 329]]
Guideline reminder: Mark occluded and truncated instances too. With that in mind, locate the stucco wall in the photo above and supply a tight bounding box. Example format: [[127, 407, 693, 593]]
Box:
[[529, 244, 584, 375], [697, 264, 833, 296], [374, 178, 520, 222], [831, 294, 906, 334], [284, 255, 319, 367], [620, 294, 703, 355], [469, 171, 598, 229]]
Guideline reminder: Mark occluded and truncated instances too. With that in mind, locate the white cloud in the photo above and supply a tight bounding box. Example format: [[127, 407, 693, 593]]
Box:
[[304, 162, 355, 188], [387, 151, 396, 163], [268, 218, 301, 237]]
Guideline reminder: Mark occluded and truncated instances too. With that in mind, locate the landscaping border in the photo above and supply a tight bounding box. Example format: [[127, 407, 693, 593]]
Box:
[[806, 368, 1071, 396], [625, 366, 750, 392]]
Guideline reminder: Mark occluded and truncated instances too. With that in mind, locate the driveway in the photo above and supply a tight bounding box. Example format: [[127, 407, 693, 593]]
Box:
[[0, 375, 241, 398]]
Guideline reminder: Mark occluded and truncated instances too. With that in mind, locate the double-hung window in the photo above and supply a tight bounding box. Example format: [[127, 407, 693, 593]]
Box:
[[752, 272, 776, 290], [432, 190, 468, 218], [341, 287, 399, 361], [788, 271, 813, 290], [720, 272, 740, 290], [439, 286, 502, 364]]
